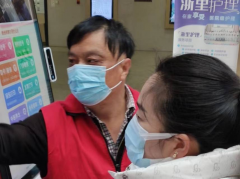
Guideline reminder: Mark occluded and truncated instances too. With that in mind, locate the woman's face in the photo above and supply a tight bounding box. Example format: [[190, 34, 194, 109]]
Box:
[[136, 74, 176, 159]]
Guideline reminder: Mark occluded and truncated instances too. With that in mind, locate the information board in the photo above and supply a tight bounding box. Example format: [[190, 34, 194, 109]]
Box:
[[0, 0, 53, 178]]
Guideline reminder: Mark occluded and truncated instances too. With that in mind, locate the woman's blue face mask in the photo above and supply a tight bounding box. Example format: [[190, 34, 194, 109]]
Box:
[[125, 115, 177, 168]]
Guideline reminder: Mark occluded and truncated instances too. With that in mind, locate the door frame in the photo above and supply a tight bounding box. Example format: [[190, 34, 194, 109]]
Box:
[[44, 0, 49, 46]]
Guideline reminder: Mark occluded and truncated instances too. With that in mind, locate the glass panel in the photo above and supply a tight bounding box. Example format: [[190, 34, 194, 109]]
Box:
[[91, 0, 113, 19]]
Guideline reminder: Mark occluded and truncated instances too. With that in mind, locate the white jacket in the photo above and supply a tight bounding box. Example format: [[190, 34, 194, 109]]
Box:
[[109, 145, 240, 179]]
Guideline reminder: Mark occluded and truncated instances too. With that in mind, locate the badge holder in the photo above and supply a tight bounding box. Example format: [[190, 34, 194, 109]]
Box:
[[43, 47, 57, 82]]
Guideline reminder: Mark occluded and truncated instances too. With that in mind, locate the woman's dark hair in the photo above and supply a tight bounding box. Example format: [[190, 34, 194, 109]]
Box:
[[67, 15, 135, 59], [151, 54, 240, 153]]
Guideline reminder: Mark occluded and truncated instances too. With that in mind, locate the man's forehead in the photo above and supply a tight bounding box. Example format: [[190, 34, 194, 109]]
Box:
[[68, 43, 119, 60], [80, 29, 106, 43]]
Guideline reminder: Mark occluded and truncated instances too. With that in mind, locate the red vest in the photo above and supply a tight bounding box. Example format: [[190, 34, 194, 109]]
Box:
[[41, 87, 139, 179]]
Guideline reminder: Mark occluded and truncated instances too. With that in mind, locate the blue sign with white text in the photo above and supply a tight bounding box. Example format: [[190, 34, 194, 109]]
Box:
[[8, 104, 29, 124], [3, 82, 25, 109], [27, 95, 43, 115]]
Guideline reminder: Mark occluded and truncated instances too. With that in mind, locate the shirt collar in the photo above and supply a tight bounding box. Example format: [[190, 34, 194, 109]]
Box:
[[85, 84, 136, 121]]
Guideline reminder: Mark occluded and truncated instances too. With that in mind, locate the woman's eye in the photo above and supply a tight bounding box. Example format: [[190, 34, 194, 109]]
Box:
[[137, 115, 144, 122]]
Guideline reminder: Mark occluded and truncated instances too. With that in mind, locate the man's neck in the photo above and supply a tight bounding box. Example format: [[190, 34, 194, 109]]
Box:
[[87, 84, 127, 123]]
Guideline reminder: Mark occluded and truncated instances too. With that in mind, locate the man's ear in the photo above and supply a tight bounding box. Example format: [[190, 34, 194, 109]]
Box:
[[120, 58, 131, 81], [170, 134, 191, 159]]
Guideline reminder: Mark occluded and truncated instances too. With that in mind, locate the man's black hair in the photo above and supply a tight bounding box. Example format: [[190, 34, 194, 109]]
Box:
[[67, 16, 135, 59]]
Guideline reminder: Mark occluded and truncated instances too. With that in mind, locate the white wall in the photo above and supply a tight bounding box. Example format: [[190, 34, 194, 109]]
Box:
[[47, 0, 87, 47], [118, 0, 173, 52], [47, 0, 174, 51]]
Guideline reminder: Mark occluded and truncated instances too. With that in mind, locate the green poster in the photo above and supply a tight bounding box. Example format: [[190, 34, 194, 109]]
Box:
[[18, 56, 36, 78], [22, 76, 40, 99], [13, 35, 32, 57]]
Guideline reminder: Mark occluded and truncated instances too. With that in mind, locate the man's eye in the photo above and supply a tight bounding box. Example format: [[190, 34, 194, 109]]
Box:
[[69, 59, 75, 64], [87, 59, 98, 63]]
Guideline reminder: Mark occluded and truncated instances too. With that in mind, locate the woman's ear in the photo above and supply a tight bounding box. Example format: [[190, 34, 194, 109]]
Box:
[[170, 134, 200, 159], [170, 134, 191, 159], [120, 58, 131, 81]]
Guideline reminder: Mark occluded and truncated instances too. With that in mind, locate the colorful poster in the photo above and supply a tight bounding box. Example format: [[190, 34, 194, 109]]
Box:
[[0, 20, 51, 122], [0, 20, 52, 179], [173, 0, 240, 72], [0, 1, 53, 178]]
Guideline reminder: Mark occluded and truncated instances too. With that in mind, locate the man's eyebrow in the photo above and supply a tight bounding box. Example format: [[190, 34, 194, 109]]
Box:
[[68, 51, 77, 57], [83, 50, 105, 58], [68, 50, 105, 58]]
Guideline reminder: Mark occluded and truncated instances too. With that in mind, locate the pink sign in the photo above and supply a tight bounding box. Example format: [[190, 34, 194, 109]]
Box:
[[0, 38, 15, 62]]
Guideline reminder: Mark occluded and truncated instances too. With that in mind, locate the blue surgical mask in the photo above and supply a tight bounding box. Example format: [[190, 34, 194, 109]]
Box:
[[67, 59, 124, 106], [125, 115, 177, 168]]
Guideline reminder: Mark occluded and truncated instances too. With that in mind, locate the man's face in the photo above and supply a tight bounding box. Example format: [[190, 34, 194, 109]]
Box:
[[68, 29, 129, 90]]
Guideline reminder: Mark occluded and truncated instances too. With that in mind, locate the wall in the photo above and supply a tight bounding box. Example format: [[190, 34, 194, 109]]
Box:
[[47, 0, 173, 51], [35, 0, 45, 42], [37, 13, 45, 42], [47, 0, 173, 91], [118, 0, 173, 89], [47, 0, 87, 47], [118, 0, 173, 52], [47, 0, 240, 93]]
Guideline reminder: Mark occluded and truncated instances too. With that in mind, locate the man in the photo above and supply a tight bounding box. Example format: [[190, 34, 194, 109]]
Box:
[[0, 16, 139, 179]]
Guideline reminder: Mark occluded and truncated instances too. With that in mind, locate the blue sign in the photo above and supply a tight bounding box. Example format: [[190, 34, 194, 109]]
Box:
[[173, 0, 240, 72], [3, 82, 25, 109], [8, 104, 29, 124], [22, 76, 41, 99], [27, 95, 43, 115], [175, 0, 240, 30]]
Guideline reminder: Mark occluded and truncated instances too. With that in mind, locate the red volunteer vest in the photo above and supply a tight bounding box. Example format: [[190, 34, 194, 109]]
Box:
[[41, 86, 139, 179]]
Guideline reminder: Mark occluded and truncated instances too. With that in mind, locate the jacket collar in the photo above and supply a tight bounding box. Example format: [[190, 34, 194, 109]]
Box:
[[61, 85, 139, 115], [61, 94, 87, 114], [109, 145, 240, 179]]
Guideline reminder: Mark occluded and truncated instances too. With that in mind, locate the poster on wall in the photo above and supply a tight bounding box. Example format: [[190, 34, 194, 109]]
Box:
[[0, 0, 53, 178], [173, 0, 240, 72]]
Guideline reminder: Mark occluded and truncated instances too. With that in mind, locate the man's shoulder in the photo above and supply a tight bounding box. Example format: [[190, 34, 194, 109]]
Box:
[[42, 94, 86, 114]]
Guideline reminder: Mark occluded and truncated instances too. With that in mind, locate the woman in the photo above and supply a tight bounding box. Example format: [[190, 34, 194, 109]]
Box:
[[110, 54, 240, 179]]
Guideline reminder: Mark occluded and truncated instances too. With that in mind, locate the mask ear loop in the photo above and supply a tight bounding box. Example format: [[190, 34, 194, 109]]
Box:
[[106, 59, 126, 90], [106, 59, 125, 71], [110, 81, 122, 90]]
